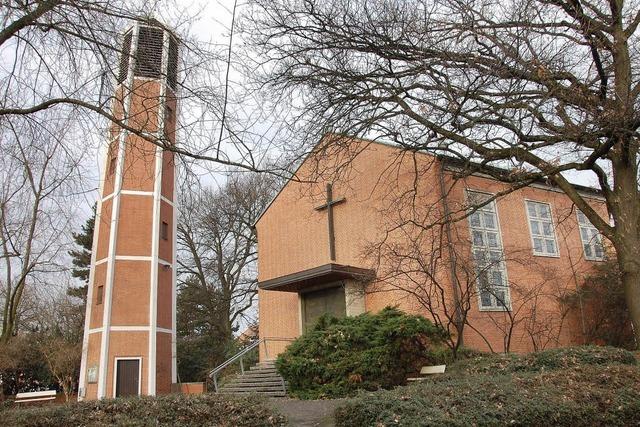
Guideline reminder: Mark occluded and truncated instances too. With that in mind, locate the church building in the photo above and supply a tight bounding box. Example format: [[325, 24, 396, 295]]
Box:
[[256, 136, 608, 357]]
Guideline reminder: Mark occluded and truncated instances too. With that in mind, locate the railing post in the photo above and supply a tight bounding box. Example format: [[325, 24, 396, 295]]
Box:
[[240, 357, 244, 375], [213, 372, 218, 392]]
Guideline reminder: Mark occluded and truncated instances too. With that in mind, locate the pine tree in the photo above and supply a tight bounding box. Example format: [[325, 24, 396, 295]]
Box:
[[68, 204, 96, 302]]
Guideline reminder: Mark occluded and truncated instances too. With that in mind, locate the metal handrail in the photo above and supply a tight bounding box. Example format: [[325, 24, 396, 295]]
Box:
[[209, 337, 295, 392]]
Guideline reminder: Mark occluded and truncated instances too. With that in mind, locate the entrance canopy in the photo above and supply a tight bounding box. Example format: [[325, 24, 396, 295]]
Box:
[[258, 263, 374, 293]]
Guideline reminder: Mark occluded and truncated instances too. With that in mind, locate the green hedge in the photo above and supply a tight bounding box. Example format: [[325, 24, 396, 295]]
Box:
[[335, 346, 640, 426], [3, 393, 285, 427], [276, 307, 447, 399]]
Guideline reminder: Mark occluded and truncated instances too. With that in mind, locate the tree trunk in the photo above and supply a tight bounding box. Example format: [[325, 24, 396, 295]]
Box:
[[0, 317, 14, 344], [609, 154, 640, 346], [619, 253, 640, 346], [63, 378, 72, 402]]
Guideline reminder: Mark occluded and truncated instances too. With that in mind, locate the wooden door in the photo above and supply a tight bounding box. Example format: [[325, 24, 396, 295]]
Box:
[[115, 359, 140, 397], [302, 285, 346, 332]]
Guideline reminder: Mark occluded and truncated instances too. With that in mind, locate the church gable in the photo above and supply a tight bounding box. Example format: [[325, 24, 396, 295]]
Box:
[[256, 137, 441, 284]]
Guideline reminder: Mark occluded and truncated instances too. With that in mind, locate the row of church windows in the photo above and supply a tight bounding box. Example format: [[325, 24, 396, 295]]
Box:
[[467, 191, 605, 311]]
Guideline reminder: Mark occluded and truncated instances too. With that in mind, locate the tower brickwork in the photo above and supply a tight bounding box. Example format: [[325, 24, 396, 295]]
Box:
[[79, 20, 178, 400]]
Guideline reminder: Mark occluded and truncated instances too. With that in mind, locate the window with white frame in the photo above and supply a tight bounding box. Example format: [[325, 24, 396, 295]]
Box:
[[467, 191, 510, 310], [577, 210, 605, 260], [526, 201, 558, 256]]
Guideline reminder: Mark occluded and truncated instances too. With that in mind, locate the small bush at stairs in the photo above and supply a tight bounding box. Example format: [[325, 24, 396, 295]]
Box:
[[276, 306, 447, 399]]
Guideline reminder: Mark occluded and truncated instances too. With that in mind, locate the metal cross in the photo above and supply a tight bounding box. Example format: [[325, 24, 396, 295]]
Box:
[[315, 183, 346, 261]]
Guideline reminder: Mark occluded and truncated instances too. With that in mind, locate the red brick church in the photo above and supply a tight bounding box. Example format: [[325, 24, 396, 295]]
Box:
[[256, 136, 607, 358]]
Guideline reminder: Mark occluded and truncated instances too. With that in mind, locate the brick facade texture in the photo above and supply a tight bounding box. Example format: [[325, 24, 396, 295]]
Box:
[[83, 78, 175, 400], [257, 138, 607, 359]]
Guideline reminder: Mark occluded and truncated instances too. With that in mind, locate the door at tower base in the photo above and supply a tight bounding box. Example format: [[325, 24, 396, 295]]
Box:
[[115, 358, 141, 397], [301, 285, 346, 332]]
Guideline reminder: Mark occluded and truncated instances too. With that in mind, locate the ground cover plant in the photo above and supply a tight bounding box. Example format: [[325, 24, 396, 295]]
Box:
[[276, 307, 447, 399], [334, 346, 640, 426], [2, 392, 286, 427]]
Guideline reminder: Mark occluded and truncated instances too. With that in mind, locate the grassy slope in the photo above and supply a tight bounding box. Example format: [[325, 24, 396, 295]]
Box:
[[335, 346, 640, 427]]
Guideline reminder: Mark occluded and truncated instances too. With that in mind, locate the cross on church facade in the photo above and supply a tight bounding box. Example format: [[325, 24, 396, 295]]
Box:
[[315, 183, 346, 261]]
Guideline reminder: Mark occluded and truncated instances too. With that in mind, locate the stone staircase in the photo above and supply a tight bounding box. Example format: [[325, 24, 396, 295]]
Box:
[[218, 360, 287, 397]]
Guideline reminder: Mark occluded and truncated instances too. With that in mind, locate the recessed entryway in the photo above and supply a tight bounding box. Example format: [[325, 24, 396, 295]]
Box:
[[301, 285, 346, 332]]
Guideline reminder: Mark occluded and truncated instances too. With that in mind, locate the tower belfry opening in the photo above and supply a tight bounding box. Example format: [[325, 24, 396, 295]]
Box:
[[79, 19, 179, 400]]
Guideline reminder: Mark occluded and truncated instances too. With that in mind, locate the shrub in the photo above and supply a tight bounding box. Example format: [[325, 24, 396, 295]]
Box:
[[451, 345, 637, 376], [276, 307, 448, 399], [3, 393, 285, 427], [0, 336, 55, 396], [427, 346, 482, 365], [335, 346, 640, 427]]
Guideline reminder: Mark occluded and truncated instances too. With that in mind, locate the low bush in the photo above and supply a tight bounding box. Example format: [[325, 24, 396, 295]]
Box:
[[427, 346, 482, 366], [3, 393, 285, 427], [276, 307, 448, 399], [335, 346, 640, 427], [450, 345, 637, 375]]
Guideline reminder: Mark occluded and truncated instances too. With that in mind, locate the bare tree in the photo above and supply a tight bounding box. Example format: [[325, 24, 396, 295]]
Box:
[[563, 258, 637, 349], [0, 112, 86, 343], [35, 292, 84, 401], [368, 224, 481, 357], [368, 203, 574, 355], [0, 1, 289, 174], [484, 272, 572, 353], [177, 174, 277, 342], [244, 0, 640, 342]]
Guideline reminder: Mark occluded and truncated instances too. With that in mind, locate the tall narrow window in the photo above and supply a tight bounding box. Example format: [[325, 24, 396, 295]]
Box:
[[467, 191, 510, 310], [577, 210, 605, 260], [97, 285, 104, 305], [526, 201, 558, 257], [161, 221, 169, 240]]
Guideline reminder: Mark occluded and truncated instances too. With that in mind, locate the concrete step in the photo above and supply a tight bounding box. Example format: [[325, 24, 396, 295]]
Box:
[[237, 373, 280, 378], [220, 390, 287, 397], [227, 378, 286, 386], [233, 375, 285, 380], [249, 365, 278, 371], [224, 382, 286, 389], [216, 360, 288, 397], [236, 370, 278, 375], [248, 369, 279, 375], [221, 385, 286, 393], [237, 371, 281, 378], [235, 375, 282, 383]]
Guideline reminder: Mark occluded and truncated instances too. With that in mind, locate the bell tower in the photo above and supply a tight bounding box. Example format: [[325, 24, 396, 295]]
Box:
[[79, 19, 179, 400]]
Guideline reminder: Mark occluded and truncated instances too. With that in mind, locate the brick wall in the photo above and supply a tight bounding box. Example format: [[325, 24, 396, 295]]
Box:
[[257, 137, 607, 358]]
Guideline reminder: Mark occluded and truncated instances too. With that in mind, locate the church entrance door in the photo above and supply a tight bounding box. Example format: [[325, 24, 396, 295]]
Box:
[[301, 285, 346, 332]]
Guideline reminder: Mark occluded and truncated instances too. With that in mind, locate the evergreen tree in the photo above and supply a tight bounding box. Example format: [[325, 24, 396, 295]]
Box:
[[176, 276, 234, 382], [68, 204, 96, 302]]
